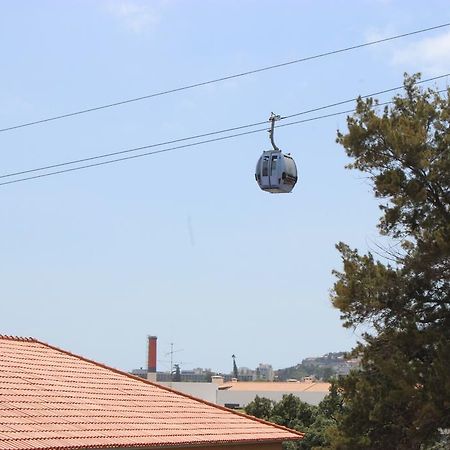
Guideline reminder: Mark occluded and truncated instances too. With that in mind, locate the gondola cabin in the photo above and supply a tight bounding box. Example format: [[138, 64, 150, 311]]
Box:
[[255, 149, 298, 193]]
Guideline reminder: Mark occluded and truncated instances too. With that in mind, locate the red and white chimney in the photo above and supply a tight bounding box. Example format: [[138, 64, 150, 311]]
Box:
[[147, 336, 157, 382]]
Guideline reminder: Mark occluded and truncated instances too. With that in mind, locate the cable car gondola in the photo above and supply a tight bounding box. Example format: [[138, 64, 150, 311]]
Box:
[[255, 113, 298, 194]]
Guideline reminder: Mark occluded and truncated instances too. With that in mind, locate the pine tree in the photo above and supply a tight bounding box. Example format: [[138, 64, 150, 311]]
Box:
[[232, 354, 239, 380], [172, 364, 181, 382], [329, 74, 450, 449]]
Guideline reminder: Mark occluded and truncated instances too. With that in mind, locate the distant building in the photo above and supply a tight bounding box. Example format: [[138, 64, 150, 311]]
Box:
[[302, 352, 360, 376], [156, 367, 212, 382], [217, 380, 330, 408], [131, 367, 148, 379], [256, 363, 274, 381], [159, 379, 331, 409], [135, 363, 275, 384], [238, 366, 255, 381], [223, 366, 254, 382]]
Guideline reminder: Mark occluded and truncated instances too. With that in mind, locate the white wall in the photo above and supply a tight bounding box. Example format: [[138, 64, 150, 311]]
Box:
[[158, 382, 329, 408], [217, 390, 327, 407], [159, 382, 218, 404]]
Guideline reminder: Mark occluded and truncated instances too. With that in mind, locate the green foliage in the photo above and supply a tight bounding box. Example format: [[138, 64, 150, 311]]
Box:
[[271, 394, 317, 430], [245, 392, 343, 450], [317, 382, 344, 422], [203, 370, 213, 382], [244, 395, 274, 421], [172, 364, 181, 382], [232, 354, 239, 380], [330, 75, 450, 449]]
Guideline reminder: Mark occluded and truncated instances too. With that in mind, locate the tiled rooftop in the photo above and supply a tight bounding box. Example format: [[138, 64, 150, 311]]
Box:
[[0, 335, 303, 450]]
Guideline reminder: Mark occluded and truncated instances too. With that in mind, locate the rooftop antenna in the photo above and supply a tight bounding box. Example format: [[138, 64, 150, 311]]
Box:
[[165, 343, 184, 378]]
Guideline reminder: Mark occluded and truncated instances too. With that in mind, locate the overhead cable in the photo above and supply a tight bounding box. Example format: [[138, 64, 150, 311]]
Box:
[[1, 73, 447, 181], [1, 22, 449, 134], [1, 88, 448, 187]]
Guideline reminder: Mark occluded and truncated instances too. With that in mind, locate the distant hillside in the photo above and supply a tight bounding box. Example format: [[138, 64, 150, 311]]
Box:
[[276, 352, 359, 381]]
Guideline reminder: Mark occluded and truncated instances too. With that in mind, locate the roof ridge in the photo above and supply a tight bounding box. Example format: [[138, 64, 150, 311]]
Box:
[[31, 338, 304, 439], [0, 335, 37, 342]]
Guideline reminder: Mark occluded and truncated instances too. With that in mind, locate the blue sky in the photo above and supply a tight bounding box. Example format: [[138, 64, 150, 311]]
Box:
[[1, 0, 449, 373]]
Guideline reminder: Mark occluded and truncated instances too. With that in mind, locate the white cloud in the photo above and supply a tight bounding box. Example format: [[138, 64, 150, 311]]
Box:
[[364, 25, 397, 43], [106, 1, 160, 33], [0, 95, 34, 119], [391, 31, 450, 75]]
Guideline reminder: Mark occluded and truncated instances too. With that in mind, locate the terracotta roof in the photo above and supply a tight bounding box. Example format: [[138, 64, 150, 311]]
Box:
[[218, 381, 331, 392], [0, 335, 303, 450]]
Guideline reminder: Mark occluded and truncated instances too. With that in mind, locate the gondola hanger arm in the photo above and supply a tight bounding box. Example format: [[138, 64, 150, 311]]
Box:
[[269, 112, 281, 152]]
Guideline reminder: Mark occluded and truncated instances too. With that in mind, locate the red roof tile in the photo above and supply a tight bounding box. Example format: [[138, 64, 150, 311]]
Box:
[[0, 336, 303, 449]]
